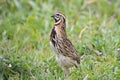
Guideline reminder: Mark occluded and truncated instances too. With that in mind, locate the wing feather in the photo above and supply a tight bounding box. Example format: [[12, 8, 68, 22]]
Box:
[[58, 38, 80, 63]]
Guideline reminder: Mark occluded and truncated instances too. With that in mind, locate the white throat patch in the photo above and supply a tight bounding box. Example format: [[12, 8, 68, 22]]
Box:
[[55, 19, 61, 25]]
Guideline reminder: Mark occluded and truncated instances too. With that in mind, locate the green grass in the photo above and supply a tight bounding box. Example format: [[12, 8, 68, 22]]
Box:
[[0, 0, 120, 80]]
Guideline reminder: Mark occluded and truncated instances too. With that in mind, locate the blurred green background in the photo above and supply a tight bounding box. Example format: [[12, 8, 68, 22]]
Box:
[[0, 0, 120, 80]]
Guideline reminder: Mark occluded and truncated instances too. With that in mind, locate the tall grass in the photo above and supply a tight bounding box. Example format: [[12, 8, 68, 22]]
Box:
[[0, 0, 120, 80]]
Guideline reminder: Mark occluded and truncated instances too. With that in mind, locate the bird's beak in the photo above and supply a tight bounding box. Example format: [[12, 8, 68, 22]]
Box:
[[51, 14, 56, 18], [51, 15, 54, 18]]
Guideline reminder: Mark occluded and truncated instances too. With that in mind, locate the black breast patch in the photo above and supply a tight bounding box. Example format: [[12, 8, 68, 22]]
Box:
[[51, 28, 56, 46]]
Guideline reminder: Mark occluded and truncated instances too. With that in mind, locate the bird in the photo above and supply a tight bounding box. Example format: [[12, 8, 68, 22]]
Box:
[[50, 12, 81, 78]]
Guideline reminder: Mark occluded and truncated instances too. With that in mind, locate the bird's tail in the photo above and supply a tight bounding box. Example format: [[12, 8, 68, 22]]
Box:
[[80, 55, 84, 62], [78, 55, 84, 64]]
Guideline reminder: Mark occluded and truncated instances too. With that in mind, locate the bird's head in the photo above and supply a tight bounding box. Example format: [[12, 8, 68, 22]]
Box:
[[51, 12, 66, 25]]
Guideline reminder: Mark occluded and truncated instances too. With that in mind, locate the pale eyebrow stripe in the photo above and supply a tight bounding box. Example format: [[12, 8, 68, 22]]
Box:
[[56, 13, 66, 19]]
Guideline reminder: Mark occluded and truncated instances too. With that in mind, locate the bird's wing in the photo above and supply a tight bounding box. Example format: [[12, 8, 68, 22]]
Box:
[[58, 38, 80, 63]]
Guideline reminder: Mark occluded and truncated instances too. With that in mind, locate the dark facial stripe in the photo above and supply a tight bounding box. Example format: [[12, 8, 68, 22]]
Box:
[[55, 17, 60, 22], [55, 18, 61, 25]]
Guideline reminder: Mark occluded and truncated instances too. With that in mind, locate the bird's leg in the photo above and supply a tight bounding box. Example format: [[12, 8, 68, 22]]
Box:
[[62, 67, 70, 78]]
